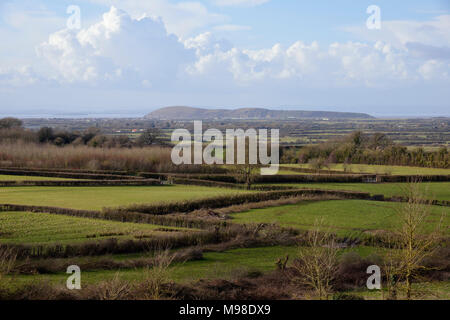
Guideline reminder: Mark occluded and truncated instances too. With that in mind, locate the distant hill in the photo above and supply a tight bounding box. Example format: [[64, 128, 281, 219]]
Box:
[[145, 106, 375, 120]]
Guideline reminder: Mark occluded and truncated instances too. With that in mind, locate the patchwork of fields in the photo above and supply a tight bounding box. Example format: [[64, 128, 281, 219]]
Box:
[[0, 167, 448, 300]]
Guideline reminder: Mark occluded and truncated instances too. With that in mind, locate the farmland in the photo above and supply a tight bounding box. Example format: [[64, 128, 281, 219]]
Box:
[[259, 182, 450, 201], [0, 175, 74, 181], [0, 211, 191, 245], [5, 245, 386, 285], [0, 123, 448, 300], [0, 185, 252, 210], [230, 200, 450, 237], [283, 163, 450, 175], [0, 169, 448, 300]]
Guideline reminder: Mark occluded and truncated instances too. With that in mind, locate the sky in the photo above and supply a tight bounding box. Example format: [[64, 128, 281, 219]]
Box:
[[0, 0, 449, 117]]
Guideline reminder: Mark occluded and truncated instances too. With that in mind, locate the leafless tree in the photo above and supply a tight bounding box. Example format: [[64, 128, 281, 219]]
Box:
[[384, 182, 444, 300], [0, 246, 16, 282], [231, 164, 259, 190], [291, 220, 338, 300]]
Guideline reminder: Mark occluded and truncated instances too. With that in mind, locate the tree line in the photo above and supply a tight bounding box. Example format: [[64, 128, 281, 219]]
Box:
[[0, 117, 164, 148], [281, 131, 449, 169]]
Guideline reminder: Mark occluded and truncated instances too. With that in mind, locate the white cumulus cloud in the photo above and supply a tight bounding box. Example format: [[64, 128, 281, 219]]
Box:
[[36, 7, 194, 85]]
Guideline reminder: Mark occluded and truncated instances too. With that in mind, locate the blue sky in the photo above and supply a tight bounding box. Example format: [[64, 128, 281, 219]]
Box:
[[0, 0, 449, 117]]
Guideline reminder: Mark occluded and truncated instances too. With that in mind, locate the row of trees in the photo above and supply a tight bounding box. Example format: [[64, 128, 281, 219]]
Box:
[[0, 117, 164, 148], [281, 131, 449, 169]]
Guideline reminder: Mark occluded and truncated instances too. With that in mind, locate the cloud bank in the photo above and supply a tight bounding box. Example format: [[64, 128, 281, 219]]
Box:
[[24, 7, 449, 89], [1, 4, 449, 115]]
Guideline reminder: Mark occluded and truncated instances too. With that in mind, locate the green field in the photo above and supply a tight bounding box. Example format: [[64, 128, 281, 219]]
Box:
[[0, 211, 190, 245], [284, 163, 450, 175], [0, 175, 74, 181], [5, 245, 383, 286], [260, 182, 450, 201], [230, 200, 449, 238], [345, 281, 450, 300], [0, 185, 252, 210]]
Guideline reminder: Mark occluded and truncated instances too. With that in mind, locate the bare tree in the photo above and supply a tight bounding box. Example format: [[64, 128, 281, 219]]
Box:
[[142, 250, 175, 300], [0, 246, 16, 282], [384, 182, 444, 300], [231, 164, 259, 190], [137, 128, 163, 146], [291, 220, 338, 300]]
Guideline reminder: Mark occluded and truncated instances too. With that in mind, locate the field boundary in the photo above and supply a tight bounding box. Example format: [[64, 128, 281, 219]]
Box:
[[106, 189, 373, 215], [278, 165, 369, 175], [0, 169, 143, 180], [0, 179, 162, 187], [0, 203, 221, 229]]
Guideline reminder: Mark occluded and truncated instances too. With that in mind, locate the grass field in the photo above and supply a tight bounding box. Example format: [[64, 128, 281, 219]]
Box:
[[259, 182, 450, 201], [0, 175, 74, 181], [5, 245, 384, 286], [346, 281, 450, 300], [284, 163, 450, 175], [230, 200, 449, 238], [0, 185, 252, 210], [0, 211, 190, 245]]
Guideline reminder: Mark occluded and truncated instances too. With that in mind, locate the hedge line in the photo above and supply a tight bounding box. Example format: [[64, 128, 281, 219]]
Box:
[[254, 174, 373, 183], [0, 204, 224, 229], [0, 167, 133, 176], [138, 172, 238, 183], [106, 189, 372, 215], [170, 177, 295, 191], [0, 230, 224, 259], [278, 166, 360, 175], [171, 177, 244, 189], [254, 174, 450, 183], [0, 169, 142, 180], [0, 179, 161, 187], [377, 175, 450, 182]]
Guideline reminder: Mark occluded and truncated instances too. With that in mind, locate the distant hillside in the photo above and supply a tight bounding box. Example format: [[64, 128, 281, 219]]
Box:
[[145, 106, 375, 120]]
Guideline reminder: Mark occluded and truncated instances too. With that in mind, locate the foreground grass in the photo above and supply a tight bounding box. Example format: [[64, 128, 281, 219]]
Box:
[[284, 163, 450, 175], [5, 245, 382, 286], [0, 211, 191, 245], [260, 182, 450, 201], [346, 281, 450, 300], [230, 200, 449, 238], [0, 175, 74, 181], [0, 185, 252, 210]]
